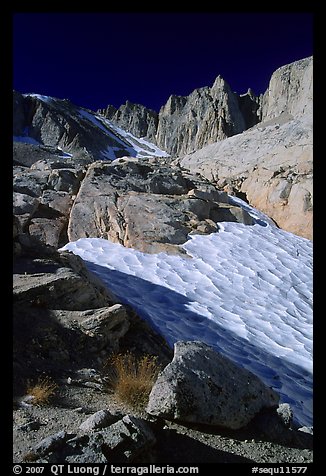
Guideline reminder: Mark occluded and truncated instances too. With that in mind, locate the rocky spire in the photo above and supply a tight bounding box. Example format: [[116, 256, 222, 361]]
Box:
[[98, 75, 261, 158]]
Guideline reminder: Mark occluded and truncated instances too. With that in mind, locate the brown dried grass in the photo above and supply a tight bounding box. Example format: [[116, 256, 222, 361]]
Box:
[[26, 376, 57, 405], [106, 352, 160, 410]]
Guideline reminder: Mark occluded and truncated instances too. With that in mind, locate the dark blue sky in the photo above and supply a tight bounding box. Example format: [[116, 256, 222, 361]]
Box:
[[13, 12, 313, 112]]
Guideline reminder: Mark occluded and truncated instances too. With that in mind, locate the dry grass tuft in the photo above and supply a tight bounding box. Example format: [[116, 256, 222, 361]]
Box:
[[23, 451, 38, 462], [106, 352, 160, 410], [26, 376, 57, 406]]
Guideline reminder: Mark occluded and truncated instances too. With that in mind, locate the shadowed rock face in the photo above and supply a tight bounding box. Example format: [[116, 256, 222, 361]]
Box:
[[13, 244, 129, 390], [261, 56, 313, 121], [13, 93, 165, 162], [68, 158, 254, 255], [13, 57, 313, 243], [13, 143, 87, 249], [147, 341, 279, 429]]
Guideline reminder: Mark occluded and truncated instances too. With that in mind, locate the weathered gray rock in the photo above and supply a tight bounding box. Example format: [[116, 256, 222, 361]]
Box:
[[72, 368, 101, 382], [41, 190, 73, 216], [59, 250, 118, 303], [147, 341, 279, 429], [156, 77, 245, 157], [100, 76, 260, 158], [13, 94, 164, 161], [13, 167, 50, 197], [261, 56, 312, 121], [61, 414, 156, 463], [13, 142, 71, 168], [13, 252, 116, 311], [68, 159, 254, 254], [99, 100, 159, 140], [179, 57, 313, 240], [88, 415, 156, 462], [187, 188, 228, 203], [79, 410, 118, 433], [13, 143, 86, 248], [13, 192, 39, 216], [78, 304, 130, 350], [13, 246, 129, 392], [48, 168, 83, 195], [34, 430, 70, 456], [65, 449, 107, 463]]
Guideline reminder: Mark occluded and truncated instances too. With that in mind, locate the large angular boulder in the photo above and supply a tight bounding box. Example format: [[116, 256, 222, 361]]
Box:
[[147, 341, 279, 429], [68, 159, 254, 255]]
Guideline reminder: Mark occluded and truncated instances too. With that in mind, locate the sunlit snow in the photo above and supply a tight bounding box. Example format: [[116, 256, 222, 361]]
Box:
[[62, 201, 313, 427]]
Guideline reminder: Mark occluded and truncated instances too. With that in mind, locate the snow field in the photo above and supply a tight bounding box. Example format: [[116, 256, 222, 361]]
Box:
[[62, 214, 313, 426]]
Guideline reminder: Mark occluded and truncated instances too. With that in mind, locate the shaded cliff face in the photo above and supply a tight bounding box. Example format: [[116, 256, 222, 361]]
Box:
[[13, 93, 168, 162], [99, 76, 260, 158], [13, 90, 26, 136], [180, 57, 313, 240]]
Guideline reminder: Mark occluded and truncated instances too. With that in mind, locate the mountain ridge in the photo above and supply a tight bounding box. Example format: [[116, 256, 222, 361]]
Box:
[[98, 74, 261, 157], [13, 92, 168, 162], [97, 56, 312, 160]]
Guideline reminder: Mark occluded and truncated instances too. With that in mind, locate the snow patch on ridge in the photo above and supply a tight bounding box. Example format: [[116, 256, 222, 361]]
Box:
[[62, 209, 313, 427]]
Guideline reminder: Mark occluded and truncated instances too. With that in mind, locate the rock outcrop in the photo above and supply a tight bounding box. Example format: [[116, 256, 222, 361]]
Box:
[[13, 90, 27, 136], [155, 77, 259, 157], [179, 57, 313, 240], [13, 243, 130, 389], [99, 100, 159, 140], [99, 76, 260, 157], [27, 415, 156, 463], [13, 143, 86, 249], [68, 157, 254, 255], [147, 341, 279, 429]]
